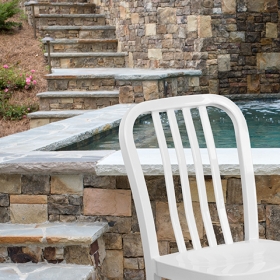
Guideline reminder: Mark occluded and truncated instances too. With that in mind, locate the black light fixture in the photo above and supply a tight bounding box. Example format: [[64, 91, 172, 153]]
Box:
[[42, 34, 54, 74]]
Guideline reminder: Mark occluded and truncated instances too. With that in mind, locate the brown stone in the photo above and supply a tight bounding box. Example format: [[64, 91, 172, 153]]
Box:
[[64, 245, 92, 265], [104, 233, 122, 249], [0, 175, 21, 194], [0, 236, 43, 244], [157, 8, 177, 25], [123, 233, 143, 257], [10, 204, 48, 224], [198, 16, 212, 38], [131, 13, 139, 24], [247, 75, 260, 93], [226, 177, 242, 204], [222, 0, 236, 13], [248, 0, 277, 12], [143, 81, 159, 100], [189, 178, 227, 203], [10, 195, 47, 204], [266, 205, 280, 240], [83, 188, 131, 216], [256, 175, 280, 204], [101, 250, 123, 279], [257, 53, 280, 70], [22, 247, 42, 263], [156, 201, 203, 241], [51, 175, 83, 195], [266, 22, 277, 38], [119, 86, 134, 103]]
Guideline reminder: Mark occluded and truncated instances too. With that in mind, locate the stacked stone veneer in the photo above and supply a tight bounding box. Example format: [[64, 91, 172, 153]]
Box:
[[96, 0, 280, 95], [1, 173, 280, 279]]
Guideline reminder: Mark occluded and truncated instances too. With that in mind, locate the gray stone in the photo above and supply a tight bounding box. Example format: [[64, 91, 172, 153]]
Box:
[[0, 194, 9, 207], [124, 269, 145, 280], [64, 246, 92, 265], [123, 233, 143, 257], [48, 203, 81, 215], [0, 207, 9, 223], [21, 175, 50, 195], [266, 205, 280, 240], [84, 175, 116, 189]]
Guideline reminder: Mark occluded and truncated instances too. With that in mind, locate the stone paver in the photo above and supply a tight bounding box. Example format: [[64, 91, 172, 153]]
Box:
[[0, 222, 108, 246], [0, 263, 95, 280]]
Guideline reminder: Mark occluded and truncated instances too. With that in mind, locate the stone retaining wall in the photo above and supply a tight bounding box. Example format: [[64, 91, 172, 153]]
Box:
[[1, 173, 280, 279], [97, 0, 280, 95]]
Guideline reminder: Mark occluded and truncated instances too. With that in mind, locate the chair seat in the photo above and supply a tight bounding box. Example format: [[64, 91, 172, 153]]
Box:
[[155, 239, 280, 280]]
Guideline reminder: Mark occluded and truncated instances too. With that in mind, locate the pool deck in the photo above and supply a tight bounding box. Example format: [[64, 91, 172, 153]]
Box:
[[0, 104, 279, 176]]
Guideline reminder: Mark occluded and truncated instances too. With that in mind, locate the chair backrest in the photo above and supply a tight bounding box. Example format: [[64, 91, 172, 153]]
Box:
[[119, 94, 259, 262]]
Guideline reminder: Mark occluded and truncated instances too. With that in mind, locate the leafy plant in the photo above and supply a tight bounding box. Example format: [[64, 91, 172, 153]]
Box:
[[0, 0, 21, 31], [0, 65, 37, 91], [0, 94, 38, 120]]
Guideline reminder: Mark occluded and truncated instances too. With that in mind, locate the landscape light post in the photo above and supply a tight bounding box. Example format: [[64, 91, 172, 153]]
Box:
[[29, 0, 38, 39], [42, 34, 54, 74]]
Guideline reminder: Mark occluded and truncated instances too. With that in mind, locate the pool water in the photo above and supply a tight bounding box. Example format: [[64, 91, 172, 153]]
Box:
[[73, 99, 280, 150]]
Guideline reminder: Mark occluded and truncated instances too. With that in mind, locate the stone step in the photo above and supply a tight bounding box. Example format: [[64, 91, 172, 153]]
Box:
[[37, 14, 106, 26], [0, 263, 95, 280], [28, 110, 95, 128], [0, 222, 108, 269], [45, 68, 118, 91], [39, 25, 116, 39], [49, 39, 118, 53], [25, 2, 97, 16], [45, 52, 126, 68], [0, 222, 108, 246], [37, 90, 119, 110]]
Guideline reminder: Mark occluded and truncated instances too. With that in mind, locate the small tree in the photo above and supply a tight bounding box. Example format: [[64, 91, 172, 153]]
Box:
[[0, 0, 21, 30]]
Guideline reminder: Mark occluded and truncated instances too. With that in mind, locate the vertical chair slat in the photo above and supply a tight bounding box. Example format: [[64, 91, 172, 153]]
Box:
[[199, 106, 233, 244], [152, 111, 187, 253], [167, 109, 202, 250], [182, 107, 217, 247]]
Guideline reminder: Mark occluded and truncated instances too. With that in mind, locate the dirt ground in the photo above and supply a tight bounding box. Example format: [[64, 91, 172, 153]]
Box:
[[0, 9, 47, 137]]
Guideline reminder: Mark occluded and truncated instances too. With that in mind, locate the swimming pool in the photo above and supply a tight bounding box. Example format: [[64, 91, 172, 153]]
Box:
[[60, 99, 280, 150]]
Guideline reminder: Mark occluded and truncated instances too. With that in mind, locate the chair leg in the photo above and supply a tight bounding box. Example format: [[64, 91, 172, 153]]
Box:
[[154, 274, 161, 280]]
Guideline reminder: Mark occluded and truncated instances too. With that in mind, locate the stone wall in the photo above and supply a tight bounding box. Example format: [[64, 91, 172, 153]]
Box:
[[1, 173, 280, 279], [97, 0, 280, 95]]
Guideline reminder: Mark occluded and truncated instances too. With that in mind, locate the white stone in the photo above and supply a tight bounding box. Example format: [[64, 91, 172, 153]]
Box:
[[148, 49, 162, 60], [96, 148, 280, 176], [145, 24, 156, 36], [187, 15, 197, 32]]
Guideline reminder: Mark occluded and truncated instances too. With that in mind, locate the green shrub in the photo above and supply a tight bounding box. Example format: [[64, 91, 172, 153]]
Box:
[[0, 0, 21, 30], [0, 95, 38, 120], [0, 65, 37, 91]]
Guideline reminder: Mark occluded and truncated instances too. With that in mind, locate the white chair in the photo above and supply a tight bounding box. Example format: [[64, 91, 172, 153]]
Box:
[[119, 94, 280, 280]]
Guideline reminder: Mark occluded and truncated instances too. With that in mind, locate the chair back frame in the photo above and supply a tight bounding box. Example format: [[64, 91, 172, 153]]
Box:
[[119, 94, 259, 276]]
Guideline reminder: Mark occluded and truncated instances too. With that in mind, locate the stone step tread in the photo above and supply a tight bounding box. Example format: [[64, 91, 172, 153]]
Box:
[[36, 13, 105, 18], [0, 263, 94, 280], [0, 222, 108, 246], [45, 52, 127, 57], [45, 68, 202, 80], [28, 110, 96, 119], [51, 38, 118, 44], [37, 90, 119, 98], [25, 2, 96, 7], [40, 25, 115, 30]]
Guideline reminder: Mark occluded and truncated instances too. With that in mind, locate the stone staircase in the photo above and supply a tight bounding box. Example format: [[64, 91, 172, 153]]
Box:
[[0, 222, 108, 279], [25, 0, 126, 128]]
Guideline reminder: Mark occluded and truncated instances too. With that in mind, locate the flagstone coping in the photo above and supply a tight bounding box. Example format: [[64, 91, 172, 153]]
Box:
[[0, 263, 95, 280], [0, 222, 108, 246]]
